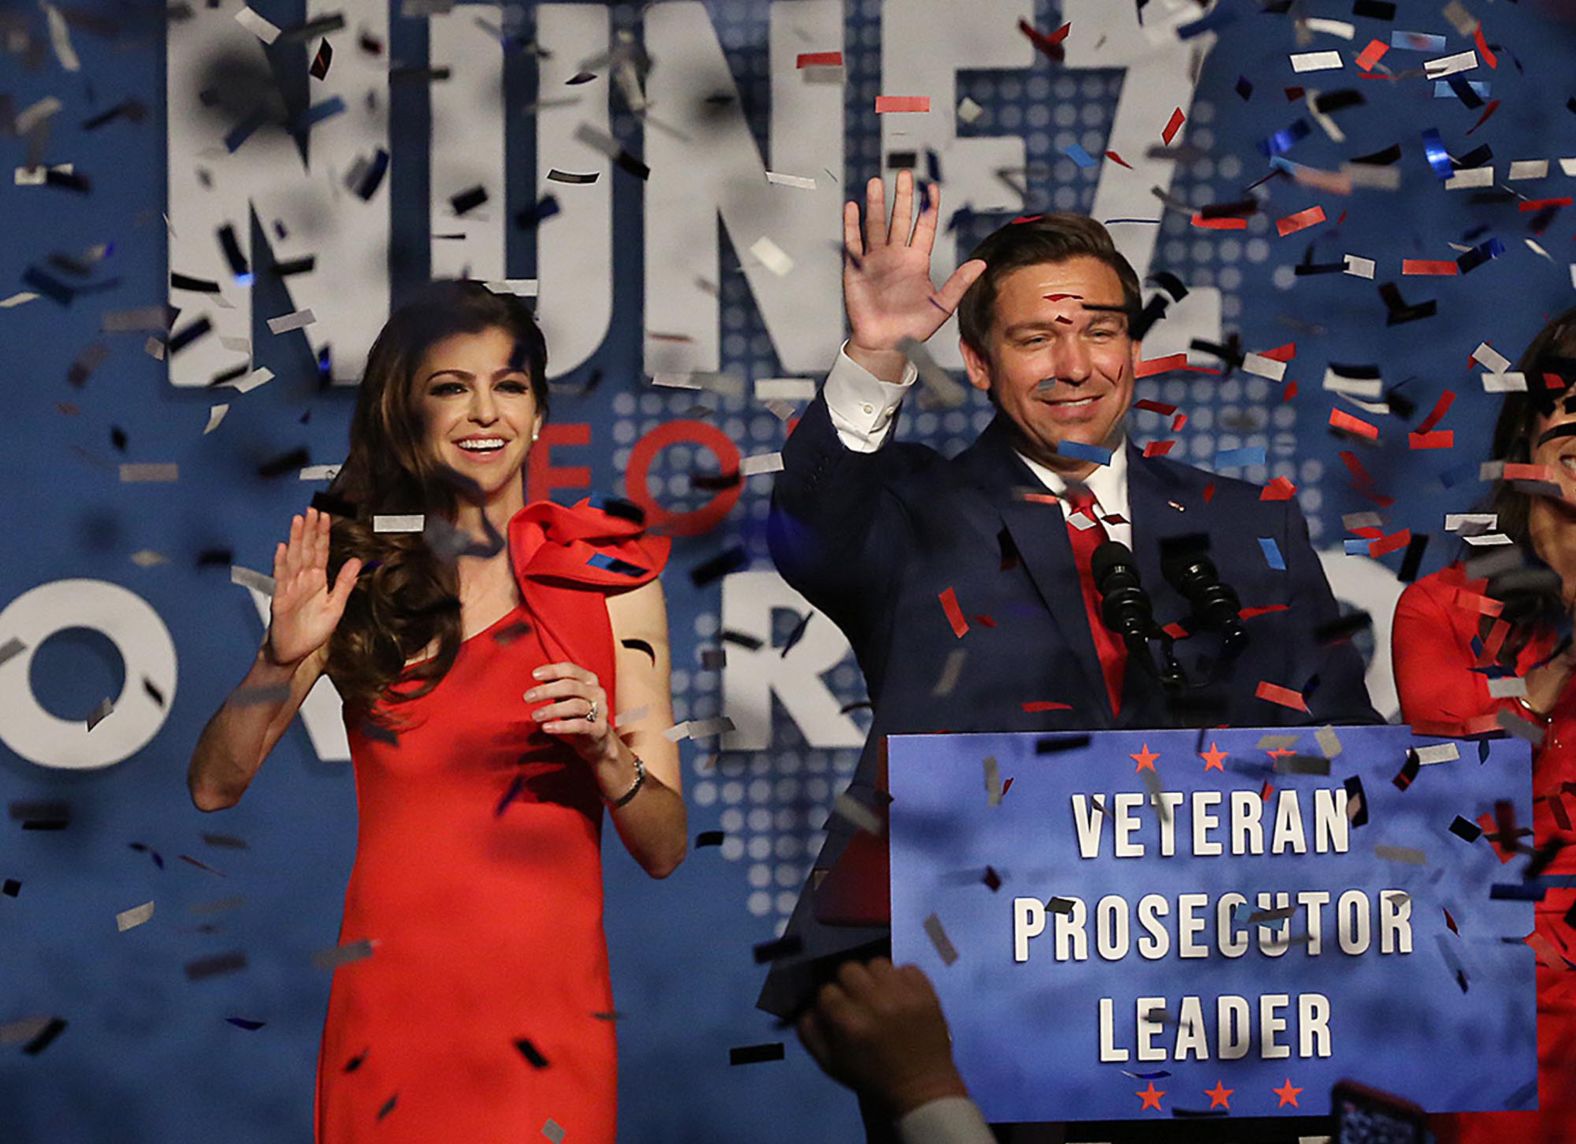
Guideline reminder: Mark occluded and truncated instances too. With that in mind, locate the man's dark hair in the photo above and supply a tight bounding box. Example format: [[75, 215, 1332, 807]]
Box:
[[955, 214, 1142, 355]]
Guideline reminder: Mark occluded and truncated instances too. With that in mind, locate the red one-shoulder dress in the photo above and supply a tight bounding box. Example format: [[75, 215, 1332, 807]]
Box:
[[314, 500, 669, 1144], [1394, 563, 1576, 1143]]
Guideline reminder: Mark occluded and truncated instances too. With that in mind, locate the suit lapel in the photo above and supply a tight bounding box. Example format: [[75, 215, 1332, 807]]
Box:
[[961, 417, 1111, 722]]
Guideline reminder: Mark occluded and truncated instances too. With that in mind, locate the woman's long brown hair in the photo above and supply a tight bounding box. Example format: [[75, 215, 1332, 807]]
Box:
[[323, 281, 549, 724], [1480, 306, 1576, 659]]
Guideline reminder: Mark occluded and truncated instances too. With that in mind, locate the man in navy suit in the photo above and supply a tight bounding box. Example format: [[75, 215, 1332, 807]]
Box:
[[758, 172, 1376, 1053]]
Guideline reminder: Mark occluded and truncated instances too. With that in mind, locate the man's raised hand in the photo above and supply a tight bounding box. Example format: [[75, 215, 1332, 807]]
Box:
[[843, 170, 987, 380]]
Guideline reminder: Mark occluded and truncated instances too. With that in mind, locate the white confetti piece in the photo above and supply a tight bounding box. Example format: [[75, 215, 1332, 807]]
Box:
[[754, 377, 817, 402], [956, 96, 983, 125], [373, 515, 424, 533], [0, 637, 25, 669], [1526, 239, 1552, 262], [40, 1, 79, 71], [482, 279, 539, 297], [119, 463, 179, 482], [1242, 352, 1287, 381], [1561, 158, 1576, 177], [1322, 368, 1382, 399], [204, 405, 229, 435], [749, 235, 794, 277], [1290, 50, 1344, 73], [685, 716, 735, 739], [933, 648, 968, 698], [662, 720, 690, 742], [13, 162, 72, 185], [541, 1118, 566, 1144], [765, 170, 816, 190], [1487, 676, 1528, 698], [298, 464, 341, 481], [1, 292, 40, 307], [1415, 742, 1461, 765], [983, 755, 1002, 806], [613, 704, 649, 729], [129, 550, 168, 568], [739, 452, 783, 477], [266, 308, 316, 335], [116, 901, 155, 932], [651, 372, 702, 390], [1446, 513, 1497, 533], [1315, 725, 1343, 759], [312, 938, 375, 971], [1441, 1, 1479, 37], [1302, 17, 1354, 38], [223, 367, 273, 395], [923, 912, 959, 965], [1424, 49, 1478, 79], [832, 791, 882, 835], [229, 565, 275, 596], [143, 336, 166, 361], [1374, 844, 1427, 865], [86, 697, 113, 730], [14, 96, 62, 136], [1482, 373, 1527, 393], [234, 5, 281, 43], [1344, 163, 1400, 191], [1343, 254, 1376, 279], [1508, 160, 1549, 181], [1472, 342, 1513, 374], [1463, 533, 1513, 547], [1445, 167, 1494, 190]]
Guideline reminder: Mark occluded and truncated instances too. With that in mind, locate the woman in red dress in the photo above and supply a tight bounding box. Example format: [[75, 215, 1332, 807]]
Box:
[[1393, 307, 1576, 1143], [186, 281, 686, 1143]]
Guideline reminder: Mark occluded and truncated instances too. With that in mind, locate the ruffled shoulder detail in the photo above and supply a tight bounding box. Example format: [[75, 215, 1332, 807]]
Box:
[[508, 496, 670, 592]]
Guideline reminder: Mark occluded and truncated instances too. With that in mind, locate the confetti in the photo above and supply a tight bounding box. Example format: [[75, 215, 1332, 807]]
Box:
[[938, 587, 969, 639], [1450, 816, 1483, 842], [875, 96, 930, 114], [1290, 51, 1344, 73], [185, 951, 248, 981], [832, 792, 883, 836], [1275, 205, 1327, 237], [1258, 538, 1286, 571], [729, 1043, 785, 1066], [266, 309, 316, 335], [765, 171, 816, 190], [312, 939, 375, 971], [116, 901, 156, 932], [923, 913, 960, 965], [795, 51, 842, 68], [545, 169, 599, 185], [373, 515, 424, 533], [749, 236, 794, 277], [234, 5, 281, 43], [1161, 108, 1186, 145], [1255, 681, 1310, 713], [119, 463, 179, 482], [229, 566, 275, 596], [1375, 844, 1427, 865], [514, 1039, 550, 1068]]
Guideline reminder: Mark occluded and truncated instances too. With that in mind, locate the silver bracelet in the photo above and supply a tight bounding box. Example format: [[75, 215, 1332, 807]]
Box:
[[1516, 695, 1552, 723], [607, 755, 647, 808]]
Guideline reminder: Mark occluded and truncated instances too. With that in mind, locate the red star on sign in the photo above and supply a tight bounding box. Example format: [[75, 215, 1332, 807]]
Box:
[[1130, 742, 1160, 772], [1204, 1080, 1233, 1110], [1135, 1081, 1165, 1111], [1199, 741, 1228, 771], [1273, 1077, 1303, 1108]]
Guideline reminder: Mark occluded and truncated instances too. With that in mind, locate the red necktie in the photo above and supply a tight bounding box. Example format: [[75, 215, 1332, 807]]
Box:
[[1063, 486, 1125, 716]]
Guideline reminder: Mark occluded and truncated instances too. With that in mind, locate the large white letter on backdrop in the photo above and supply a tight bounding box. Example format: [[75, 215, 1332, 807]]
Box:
[[429, 6, 506, 283], [643, 1, 844, 377], [166, 0, 391, 386], [720, 572, 864, 752]]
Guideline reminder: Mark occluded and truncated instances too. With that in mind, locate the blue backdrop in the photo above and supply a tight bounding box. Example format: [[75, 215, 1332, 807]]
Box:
[[3, 0, 1576, 1140]]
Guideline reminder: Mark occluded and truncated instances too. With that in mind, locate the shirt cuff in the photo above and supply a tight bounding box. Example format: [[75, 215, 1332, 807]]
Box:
[[823, 341, 918, 454], [896, 1096, 993, 1144]]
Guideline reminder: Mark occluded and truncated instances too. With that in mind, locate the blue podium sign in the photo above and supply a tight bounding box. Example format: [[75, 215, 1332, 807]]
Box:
[[888, 726, 1536, 1122]]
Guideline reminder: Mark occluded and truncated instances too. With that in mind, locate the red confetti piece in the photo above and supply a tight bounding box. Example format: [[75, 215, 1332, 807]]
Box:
[[1105, 150, 1132, 169], [1368, 529, 1412, 558], [1416, 390, 1456, 433], [1192, 213, 1248, 230], [1275, 205, 1327, 237], [1162, 621, 1189, 639], [1171, 412, 1188, 431], [1021, 491, 1061, 506], [1260, 780, 1275, 802], [1000, 777, 1014, 797], [1401, 259, 1459, 276], [1018, 18, 1071, 61], [973, 614, 997, 629], [1022, 700, 1073, 713], [1473, 24, 1497, 69], [1466, 98, 1501, 135], [1010, 214, 1045, 225], [1258, 342, 1297, 362], [1356, 39, 1389, 72], [1255, 680, 1310, 713], [875, 96, 930, 113], [1283, 381, 1298, 402], [1134, 399, 1176, 415], [1505, 462, 1559, 482], [1519, 197, 1573, 213], [1260, 476, 1297, 501], [1143, 440, 1177, 458], [1451, 587, 1503, 617], [1136, 353, 1188, 378], [1547, 373, 1569, 390], [1444, 908, 1459, 935], [1203, 481, 1216, 504], [1408, 430, 1455, 449], [938, 587, 969, 638], [1239, 604, 1289, 619], [1482, 618, 1511, 662], [1329, 408, 1380, 440], [795, 51, 843, 68], [1161, 107, 1185, 145]]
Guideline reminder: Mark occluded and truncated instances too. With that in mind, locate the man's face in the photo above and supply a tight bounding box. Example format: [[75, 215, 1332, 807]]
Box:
[[959, 256, 1138, 478]]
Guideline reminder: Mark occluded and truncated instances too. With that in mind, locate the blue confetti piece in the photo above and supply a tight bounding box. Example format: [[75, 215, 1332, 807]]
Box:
[[1061, 142, 1098, 169], [588, 551, 648, 577], [1420, 127, 1453, 179], [1343, 538, 1371, 555], [1391, 31, 1447, 51], [1258, 537, 1286, 571], [1056, 440, 1113, 466], [295, 96, 346, 132], [1213, 446, 1266, 469], [1433, 80, 1489, 99], [1256, 119, 1311, 158]]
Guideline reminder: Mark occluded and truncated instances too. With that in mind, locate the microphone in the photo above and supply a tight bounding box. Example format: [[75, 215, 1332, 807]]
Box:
[[1161, 549, 1247, 657], [1090, 541, 1155, 642]]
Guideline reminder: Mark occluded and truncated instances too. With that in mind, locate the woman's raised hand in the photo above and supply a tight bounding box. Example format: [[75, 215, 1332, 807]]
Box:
[[843, 170, 987, 364], [265, 507, 363, 667]]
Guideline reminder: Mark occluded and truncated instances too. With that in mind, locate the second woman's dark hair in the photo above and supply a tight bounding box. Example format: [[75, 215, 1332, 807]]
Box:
[[323, 280, 549, 721]]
